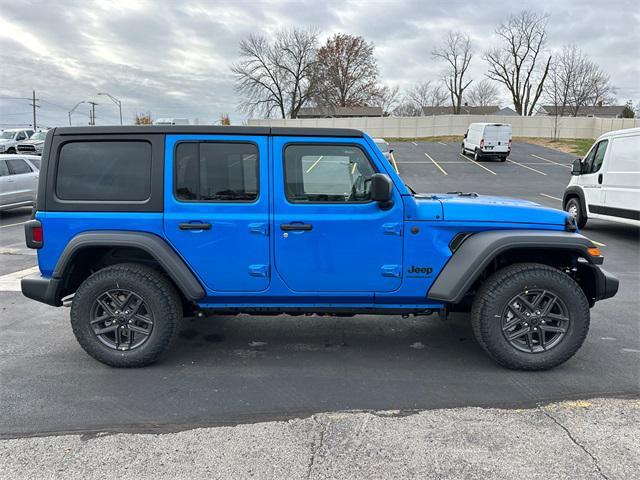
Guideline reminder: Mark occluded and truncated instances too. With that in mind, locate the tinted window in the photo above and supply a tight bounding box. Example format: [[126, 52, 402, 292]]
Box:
[[175, 142, 258, 202], [15, 132, 26, 141], [56, 141, 151, 201], [0, 160, 8, 177], [28, 158, 41, 169], [6, 158, 32, 175], [283, 144, 376, 203]]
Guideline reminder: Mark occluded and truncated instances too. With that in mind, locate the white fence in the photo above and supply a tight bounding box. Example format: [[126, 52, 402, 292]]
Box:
[[248, 115, 639, 139]]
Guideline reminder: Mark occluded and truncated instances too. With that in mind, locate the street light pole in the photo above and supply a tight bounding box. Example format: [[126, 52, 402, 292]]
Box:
[[68, 101, 86, 126], [97, 92, 123, 125]]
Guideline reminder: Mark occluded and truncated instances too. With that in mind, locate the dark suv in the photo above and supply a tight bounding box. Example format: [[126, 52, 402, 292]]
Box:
[[22, 126, 618, 369]]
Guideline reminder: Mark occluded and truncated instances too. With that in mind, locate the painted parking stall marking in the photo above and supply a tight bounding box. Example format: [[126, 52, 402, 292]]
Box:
[[424, 153, 447, 175], [530, 153, 571, 169], [458, 153, 497, 175], [0, 266, 39, 292], [507, 159, 547, 176]]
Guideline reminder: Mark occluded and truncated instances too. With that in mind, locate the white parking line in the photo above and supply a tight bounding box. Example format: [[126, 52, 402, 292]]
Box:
[[459, 153, 497, 175], [437, 141, 447, 146], [507, 159, 547, 175], [305, 155, 324, 173], [530, 154, 571, 169], [424, 153, 448, 176], [411, 142, 418, 146], [0, 221, 28, 229], [539, 193, 562, 201], [0, 266, 39, 292], [389, 152, 400, 174]]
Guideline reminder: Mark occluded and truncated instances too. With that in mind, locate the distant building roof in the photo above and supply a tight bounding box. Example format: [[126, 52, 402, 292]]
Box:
[[297, 106, 383, 118], [494, 107, 519, 116], [421, 105, 501, 116], [538, 105, 628, 118]]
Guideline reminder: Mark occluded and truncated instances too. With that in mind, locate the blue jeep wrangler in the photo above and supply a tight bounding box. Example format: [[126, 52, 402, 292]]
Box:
[[21, 126, 618, 369]]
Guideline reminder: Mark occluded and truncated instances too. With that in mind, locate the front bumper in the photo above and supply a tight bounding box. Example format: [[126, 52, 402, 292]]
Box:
[[21, 273, 62, 306], [592, 266, 619, 302]]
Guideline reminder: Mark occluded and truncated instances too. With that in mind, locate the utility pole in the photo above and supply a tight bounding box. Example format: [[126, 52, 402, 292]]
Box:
[[87, 101, 98, 126], [29, 90, 40, 130]]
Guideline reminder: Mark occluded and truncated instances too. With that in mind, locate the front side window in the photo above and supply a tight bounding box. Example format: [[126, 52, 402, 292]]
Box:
[[284, 144, 376, 203], [175, 142, 258, 202], [6, 158, 32, 175], [590, 140, 609, 173], [56, 141, 151, 201]]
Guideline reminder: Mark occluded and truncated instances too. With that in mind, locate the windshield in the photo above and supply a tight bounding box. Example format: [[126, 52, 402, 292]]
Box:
[[0, 131, 15, 139], [30, 131, 47, 141]]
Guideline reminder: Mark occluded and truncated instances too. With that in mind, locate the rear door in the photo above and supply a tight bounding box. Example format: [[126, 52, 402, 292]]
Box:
[[579, 139, 609, 212], [483, 125, 510, 153], [163, 135, 270, 293], [0, 160, 18, 206], [602, 133, 640, 221], [272, 137, 404, 294], [5, 157, 37, 203]]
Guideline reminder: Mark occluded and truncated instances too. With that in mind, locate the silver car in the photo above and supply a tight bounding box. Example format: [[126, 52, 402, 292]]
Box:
[[0, 154, 40, 211]]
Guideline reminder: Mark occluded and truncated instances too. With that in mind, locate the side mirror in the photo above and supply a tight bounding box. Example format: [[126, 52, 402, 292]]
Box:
[[463, 133, 468, 139], [370, 173, 393, 209], [389, 149, 394, 154], [572, 158, 583, 176]]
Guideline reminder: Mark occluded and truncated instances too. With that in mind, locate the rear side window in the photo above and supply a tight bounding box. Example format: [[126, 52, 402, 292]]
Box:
[[56, 141, 151, 201], [28, 158, 41, 170], [175, 142, 259, 202], [0, 160, 8, 177], [6, 158, 33, 175]]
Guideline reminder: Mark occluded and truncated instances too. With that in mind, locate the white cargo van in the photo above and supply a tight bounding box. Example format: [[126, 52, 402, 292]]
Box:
[[563, 127, 640, 228], [461, 123, 512, 162]]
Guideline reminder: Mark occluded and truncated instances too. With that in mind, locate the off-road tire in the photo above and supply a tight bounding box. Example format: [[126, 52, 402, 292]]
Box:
[[70, 263, 182, 367], [471, 263, 590, 370], [565, 197, 587, 229]]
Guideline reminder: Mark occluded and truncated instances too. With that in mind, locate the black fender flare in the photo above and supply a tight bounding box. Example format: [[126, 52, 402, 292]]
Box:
[[562, 186, 587, 214], [53, 231, 205, 301], [427, 230, 599, 304]]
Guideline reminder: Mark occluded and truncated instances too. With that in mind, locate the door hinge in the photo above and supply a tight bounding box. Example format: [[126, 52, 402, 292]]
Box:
[[249, 222, 268, 235], [248, 264, 270, 277], [382, 222, 402, 236], [381, 264, 401, 278]]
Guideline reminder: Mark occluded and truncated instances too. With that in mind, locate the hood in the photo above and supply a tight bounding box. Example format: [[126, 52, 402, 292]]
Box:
[[416, 193, 571, 226], [0, 139, 12, 144], [19, 139, 44, 146]]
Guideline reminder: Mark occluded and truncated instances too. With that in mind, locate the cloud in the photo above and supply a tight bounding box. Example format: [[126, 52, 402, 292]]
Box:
[[0, 0, 637, 127]]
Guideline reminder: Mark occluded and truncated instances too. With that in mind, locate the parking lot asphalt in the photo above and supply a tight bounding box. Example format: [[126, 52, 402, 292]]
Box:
[[0, 141, 639, 439]]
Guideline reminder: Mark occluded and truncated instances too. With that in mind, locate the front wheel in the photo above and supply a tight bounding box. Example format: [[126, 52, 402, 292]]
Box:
[[471, 263, 590, 370], [70, 263, 182, 367], [565, 197, 587, 229], [461, 143, 466, 156]]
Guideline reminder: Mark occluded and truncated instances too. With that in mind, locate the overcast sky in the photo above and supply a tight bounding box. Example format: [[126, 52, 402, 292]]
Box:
[[1, 0, 638, 127]]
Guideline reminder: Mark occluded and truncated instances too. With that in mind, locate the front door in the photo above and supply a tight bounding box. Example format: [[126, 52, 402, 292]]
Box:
[[579, 139, 608, 211], [272, 138, 404, 295], [163, 135, 270, 292]]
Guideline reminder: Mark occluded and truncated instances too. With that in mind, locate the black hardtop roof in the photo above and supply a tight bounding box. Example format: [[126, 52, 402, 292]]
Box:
[[53, 125, 364, 138]]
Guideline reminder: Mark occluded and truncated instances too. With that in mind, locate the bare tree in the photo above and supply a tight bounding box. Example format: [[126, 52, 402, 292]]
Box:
[[466, 79, 501, 107], [432, 32, 473, 114], [395, 81, 449, 116], [373, 84, 401, 116], [545, 45, 614, 118], [232, 28, 319, 118], [312, 33, 381, 107], [484, 10, 551, 116], [219, 113, 231, 125]]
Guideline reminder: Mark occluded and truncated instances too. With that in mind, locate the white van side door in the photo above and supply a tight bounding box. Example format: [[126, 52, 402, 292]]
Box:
[[579, 139, 608, 213], [602, 133, 640, 221]]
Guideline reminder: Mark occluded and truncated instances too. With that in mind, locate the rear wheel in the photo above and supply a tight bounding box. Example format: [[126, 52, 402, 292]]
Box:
[[500, 156, 507, 162], [471, 263, 590, 370], [565, 197, 587, 229], [70, 263, 182, 367], [474, 149, 481, 161], [461, 143, 466, 155]]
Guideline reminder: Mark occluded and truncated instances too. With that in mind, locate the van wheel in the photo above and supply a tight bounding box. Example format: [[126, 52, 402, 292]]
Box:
[[461, 144, 466, 155], [500, 156, 507, 162], [474, 149, 481, 161], [471, 263, 590, 371], [565, 197, 587, 229], [70, 263, 182, 367]]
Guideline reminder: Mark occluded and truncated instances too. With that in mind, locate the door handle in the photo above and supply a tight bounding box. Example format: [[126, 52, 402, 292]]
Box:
[[280, 223, 312, 231], [598, 174, 603, 185], [179, 222, 211, 231]]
